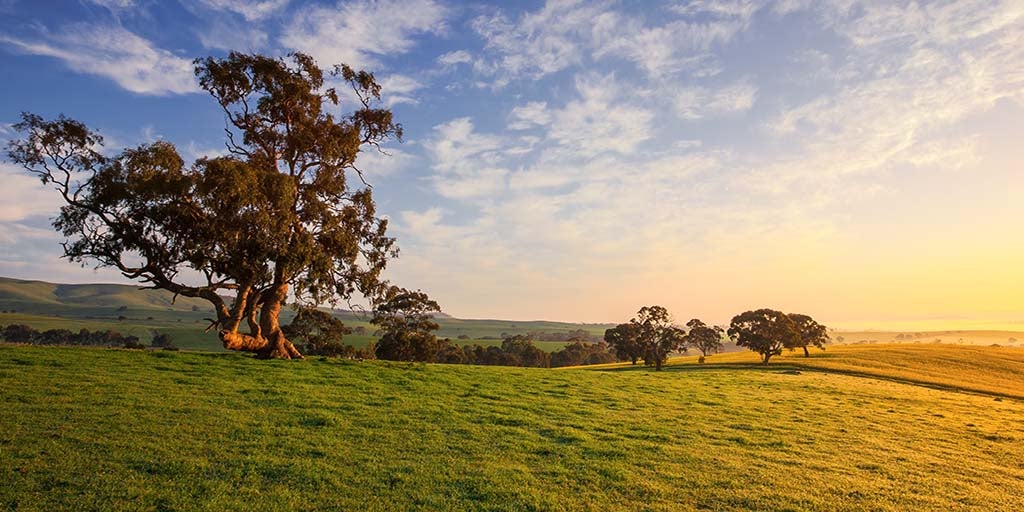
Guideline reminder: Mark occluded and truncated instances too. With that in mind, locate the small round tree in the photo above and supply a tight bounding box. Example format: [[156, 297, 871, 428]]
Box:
[[728, 309, 797, 365], [684, 318, 725, 363], [786, 313, 829, 357]]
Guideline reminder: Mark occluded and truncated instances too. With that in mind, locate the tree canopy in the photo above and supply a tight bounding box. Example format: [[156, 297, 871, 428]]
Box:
[[684, 318, 725, 362], [634, 306, 687, 371], [727, 309, 797, 364], [7, 52, 405, 359], [786, 313, 829, 357], [372, 288, 442, 362], [604, 322, 643, 365]]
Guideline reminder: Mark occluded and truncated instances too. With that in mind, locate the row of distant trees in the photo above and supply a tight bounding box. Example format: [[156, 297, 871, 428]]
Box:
[[601, 306, 829, 370], [0, 324, 175, 350], [284, 294, 828, 370], [281, 294, 616, 368]]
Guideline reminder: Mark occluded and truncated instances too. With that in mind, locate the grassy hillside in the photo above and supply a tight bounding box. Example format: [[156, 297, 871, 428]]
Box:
[[0, 277, 615, 352], [1, 344, 1023, 511]]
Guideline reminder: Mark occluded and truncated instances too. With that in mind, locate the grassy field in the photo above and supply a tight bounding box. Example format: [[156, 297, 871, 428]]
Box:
[[599, 343, 1024, 400], [2, 344, 1023, 511]]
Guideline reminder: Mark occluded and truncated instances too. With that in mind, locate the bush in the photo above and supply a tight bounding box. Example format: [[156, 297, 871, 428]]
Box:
[[123, 337, 146, 349]]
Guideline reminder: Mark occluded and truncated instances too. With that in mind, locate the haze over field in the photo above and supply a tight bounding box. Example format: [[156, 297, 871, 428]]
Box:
[[1, 0, 1022, 330]]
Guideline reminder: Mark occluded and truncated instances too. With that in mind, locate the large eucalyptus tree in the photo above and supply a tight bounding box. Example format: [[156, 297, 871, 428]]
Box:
[[7, 52, 404, 359]]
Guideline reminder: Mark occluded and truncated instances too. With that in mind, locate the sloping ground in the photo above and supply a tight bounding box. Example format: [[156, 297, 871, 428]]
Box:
[[1, 345, 1023, 511], [626, 344, 1024, 399], [0, 277, 614, 342], [0, 277, 210, 314]]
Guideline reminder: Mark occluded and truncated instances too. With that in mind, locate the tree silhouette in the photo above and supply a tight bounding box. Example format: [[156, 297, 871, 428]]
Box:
[[633, 305, 686, 371], [786, 313, 829, 357], [7, 52, 403, 359], [372, 289, 442, 362], [604, 322, 643, 364], [684, 318, 725, 362], [728, 309, 797, 364]]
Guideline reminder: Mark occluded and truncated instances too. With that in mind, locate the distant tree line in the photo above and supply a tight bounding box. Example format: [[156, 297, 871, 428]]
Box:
[[0, 324, 174, 350], [283, 299, 831, 370]]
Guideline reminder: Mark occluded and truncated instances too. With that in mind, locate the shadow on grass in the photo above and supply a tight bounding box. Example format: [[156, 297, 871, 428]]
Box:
[[597, 360, 1024, 401]]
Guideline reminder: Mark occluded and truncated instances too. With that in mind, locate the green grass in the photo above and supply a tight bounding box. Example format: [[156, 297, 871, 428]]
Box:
[[2, 345, 1023, 511], [628, 343, 1024, 399]]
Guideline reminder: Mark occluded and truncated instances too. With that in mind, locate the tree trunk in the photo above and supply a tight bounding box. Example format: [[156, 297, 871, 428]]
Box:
[[655, 358, 663, 371], [803, 346, 810, 357], [762, 352, 772, 365], [255, 283, 303, 360], [215, 282, 302, 360]]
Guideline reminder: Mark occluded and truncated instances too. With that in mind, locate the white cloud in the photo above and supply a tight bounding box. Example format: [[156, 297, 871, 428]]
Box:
[[464, 0, 763, 85], [195, 0, 289, 21], [437, 50, 472, 67], [592, 5, 757, 77], [674, 81, 758, 119], [281, 0, 446, 70], [423, 117, 511, 198], [546, 73, 654, 155], [88, 0, 136, 10], [0, 25, 197, 95], [355, 146, 416, 179], [469, 0, 610, 83], [507, 102, 551, 130], [0, 163, 60, 223], [379, 74, 424, 106], [197, 18, 269, 51]]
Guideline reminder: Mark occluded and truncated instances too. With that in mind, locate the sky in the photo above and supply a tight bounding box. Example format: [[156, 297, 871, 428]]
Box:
[[0, 0, 1022, 329]]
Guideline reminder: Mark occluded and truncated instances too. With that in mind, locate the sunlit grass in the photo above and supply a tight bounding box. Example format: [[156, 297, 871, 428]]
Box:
[[2, 345, 1023, 511], [621, 343, 1024, 399]]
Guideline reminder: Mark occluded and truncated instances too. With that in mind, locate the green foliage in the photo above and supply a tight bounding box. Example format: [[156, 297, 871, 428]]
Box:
[[372, 289, 442, 362], [633, 306, 686, 371], [282, 308, 352, 356], [728, 309, 798, 364], [7, 52, 405, 357], [684, 318, 725, 360], [786, 313, 829, 357], [499, 335, 550, 368], [550, 341, 617, 367], [604, 322, 643, 364], [151, 333, 175, 349]]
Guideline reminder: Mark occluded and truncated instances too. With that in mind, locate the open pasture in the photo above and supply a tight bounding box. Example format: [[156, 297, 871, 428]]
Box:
[[2, 344, 1023, 511]]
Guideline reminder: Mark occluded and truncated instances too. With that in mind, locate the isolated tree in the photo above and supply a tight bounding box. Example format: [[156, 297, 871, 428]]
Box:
[[604, 322, 643, 364], [684, 318, 725, 362], [372, 288, 442, 362], [7, 52, 403, 359], [786, 313, 829, 357], [728, 309, 797, 365], [282, 308, 351, 356], [632, 305, 686, 371]]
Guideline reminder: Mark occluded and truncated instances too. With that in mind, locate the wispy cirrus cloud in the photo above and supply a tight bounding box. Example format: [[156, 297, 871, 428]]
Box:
[[281, 0, 446, 69], [0, 24, 197, 95], [194, 0, 289, 21]]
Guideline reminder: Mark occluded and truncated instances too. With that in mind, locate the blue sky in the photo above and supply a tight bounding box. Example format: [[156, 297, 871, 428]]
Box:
[[1, 0, 1023, 327]]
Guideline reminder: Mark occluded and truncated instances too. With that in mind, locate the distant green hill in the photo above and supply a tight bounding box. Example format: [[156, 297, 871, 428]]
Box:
[[0, 276, 616, 351], [0, 277, 211, 314]]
